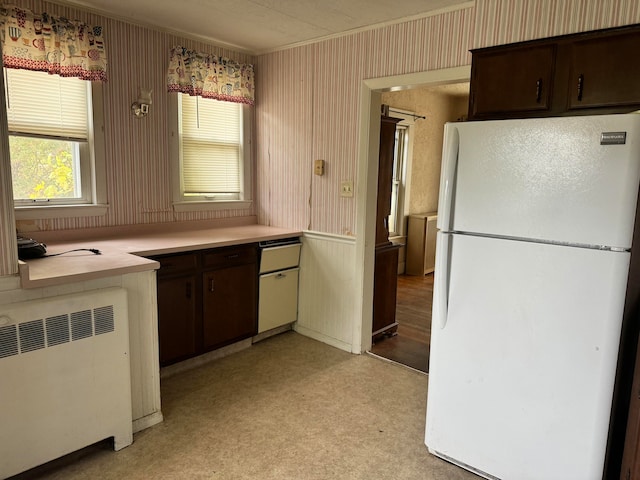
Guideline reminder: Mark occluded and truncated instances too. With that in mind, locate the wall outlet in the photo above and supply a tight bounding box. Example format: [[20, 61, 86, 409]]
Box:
[[314, 159, 325, 176], [340, 180, 354, 197]]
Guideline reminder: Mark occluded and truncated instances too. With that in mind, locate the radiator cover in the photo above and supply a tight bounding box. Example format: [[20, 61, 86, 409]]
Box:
[[0, 288, 133, 478]]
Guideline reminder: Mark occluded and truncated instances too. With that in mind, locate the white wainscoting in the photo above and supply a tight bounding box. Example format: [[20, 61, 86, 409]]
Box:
[[121, 271, 163, 432], [296, 232, 358, 353]]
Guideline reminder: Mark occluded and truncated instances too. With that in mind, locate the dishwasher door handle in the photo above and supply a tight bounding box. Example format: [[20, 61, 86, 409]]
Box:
[[275, 273, 287, 279]]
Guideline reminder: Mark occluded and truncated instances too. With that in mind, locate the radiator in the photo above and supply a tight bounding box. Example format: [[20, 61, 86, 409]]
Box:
[[0, 288, 133, 478]]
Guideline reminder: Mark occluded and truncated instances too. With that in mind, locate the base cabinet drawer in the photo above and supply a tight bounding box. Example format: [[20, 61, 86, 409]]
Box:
[[258, 267, 299, 333]]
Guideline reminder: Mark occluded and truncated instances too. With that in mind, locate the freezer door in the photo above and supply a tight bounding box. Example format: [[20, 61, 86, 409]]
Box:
[[439, 114, 640, 249], [425, 232, 630, 480]]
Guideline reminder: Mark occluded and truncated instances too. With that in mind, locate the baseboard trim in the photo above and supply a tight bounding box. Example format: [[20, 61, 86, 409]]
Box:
[[132, 411, 164, 433], [160, 338, 253, 379], [294, 324, 355, 353], [252, 324, 293, 343]]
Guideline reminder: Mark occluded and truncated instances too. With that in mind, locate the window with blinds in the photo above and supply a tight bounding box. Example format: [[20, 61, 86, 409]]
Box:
[[389, 125, 408, 237], [179, 94, 243, 199], [4, 68, 93, 205]]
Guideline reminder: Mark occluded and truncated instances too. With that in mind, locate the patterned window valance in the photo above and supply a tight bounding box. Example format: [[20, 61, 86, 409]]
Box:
[[0, 4, 107, 81], [167, 46, 254, 105]]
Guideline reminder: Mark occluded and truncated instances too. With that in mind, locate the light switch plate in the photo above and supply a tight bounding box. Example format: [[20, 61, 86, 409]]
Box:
[[340, 180, 354, 197]]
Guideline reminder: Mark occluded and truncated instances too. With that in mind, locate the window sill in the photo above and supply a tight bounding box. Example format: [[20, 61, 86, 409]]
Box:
[[14, 204, 109, 220], [173, 200, 252, 212]]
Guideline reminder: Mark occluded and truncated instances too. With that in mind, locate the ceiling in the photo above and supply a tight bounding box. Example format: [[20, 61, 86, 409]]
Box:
[[61, 0, 470, 54]]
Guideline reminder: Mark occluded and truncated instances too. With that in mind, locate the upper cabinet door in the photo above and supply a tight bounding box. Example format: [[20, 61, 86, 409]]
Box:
[[566, 31, 640, 111], [469, 44, 556, 119]]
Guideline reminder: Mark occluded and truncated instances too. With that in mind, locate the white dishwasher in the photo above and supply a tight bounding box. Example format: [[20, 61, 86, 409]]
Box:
[[258, 238, 301, 334]]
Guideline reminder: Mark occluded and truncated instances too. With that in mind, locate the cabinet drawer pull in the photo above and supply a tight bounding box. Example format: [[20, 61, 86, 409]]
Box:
[[226, 254, 239, 260], [577, 74, 584, 101], [535, 78, 542, 103], [275, 273, 287, 279], [209, 278, 215, 292]]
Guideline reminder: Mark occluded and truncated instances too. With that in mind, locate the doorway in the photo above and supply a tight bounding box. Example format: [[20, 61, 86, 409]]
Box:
[[371, 83, 469, 372], [370, 273, 434, 371], [353, 67, 470, 364]]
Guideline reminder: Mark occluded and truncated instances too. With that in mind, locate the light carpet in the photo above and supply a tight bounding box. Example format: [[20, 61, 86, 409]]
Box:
[[11, 331, 478, 480]]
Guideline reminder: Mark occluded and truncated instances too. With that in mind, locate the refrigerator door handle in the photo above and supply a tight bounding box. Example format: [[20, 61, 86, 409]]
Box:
[[437, 124, 460, 232], [434, 232, 451, 329]]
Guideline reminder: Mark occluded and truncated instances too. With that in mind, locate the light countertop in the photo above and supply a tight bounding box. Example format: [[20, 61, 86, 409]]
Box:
[[19, 221, 302, 289]]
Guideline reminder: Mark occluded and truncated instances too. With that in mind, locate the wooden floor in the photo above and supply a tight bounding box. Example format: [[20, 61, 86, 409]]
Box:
[[370, 273, 433, 373]]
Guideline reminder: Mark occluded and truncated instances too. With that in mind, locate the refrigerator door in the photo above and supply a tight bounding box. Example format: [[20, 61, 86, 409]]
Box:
[[425, 232, 630, 480], [438, 114, 640, 249]]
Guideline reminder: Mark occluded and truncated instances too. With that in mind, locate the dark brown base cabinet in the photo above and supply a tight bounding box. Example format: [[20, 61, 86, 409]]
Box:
[[152, 244, 258, 366], [157, 272, 198, 364], [203, 263, 257, 350]]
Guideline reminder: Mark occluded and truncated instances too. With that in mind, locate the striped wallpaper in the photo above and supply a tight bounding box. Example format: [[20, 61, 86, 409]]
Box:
[[255, 0, 640, 235], [255, 6, 476, 235], [0, 53, 17, 275], [474, 0, 640, 47], [3, 0, 257, 259], [1, 0, 640, 276]]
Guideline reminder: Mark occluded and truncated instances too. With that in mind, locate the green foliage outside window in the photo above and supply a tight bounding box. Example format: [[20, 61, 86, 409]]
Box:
[[9, 136, 77, 200]]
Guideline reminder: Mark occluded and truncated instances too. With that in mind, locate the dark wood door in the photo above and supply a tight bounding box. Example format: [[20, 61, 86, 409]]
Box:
[[202, 263, 257, 349], [157, 274, 198, 366], [469, 44, 556, 118], [620, 332, 640, 480], [372, 244, 400, 337], [376, 116, 401, 246], [566, 31, 640, 111]]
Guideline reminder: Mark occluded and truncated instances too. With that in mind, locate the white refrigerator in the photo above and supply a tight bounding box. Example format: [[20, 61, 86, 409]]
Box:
[[424, 114, 640, 480]]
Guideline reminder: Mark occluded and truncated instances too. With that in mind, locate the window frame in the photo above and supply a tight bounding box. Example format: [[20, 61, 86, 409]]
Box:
[[387, 109, 415, 239], [169, 93, 252, 212], [4, 69, 107, 220]]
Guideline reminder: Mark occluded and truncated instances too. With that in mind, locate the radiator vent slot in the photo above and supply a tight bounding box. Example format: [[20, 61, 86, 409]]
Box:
[[0, 325, 18, 359], [71, 310, 92, 341], [0, 304, 117, 358], [94, 305, 115, 335], [19, 320, 45, 353], [46, 314, 70, 347]]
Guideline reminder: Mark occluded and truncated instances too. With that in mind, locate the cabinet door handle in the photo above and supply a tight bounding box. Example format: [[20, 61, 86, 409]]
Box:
[[535, 78, 542, 103], [186, 281, 192, 299], [577, 74, 584, 101], [209, 278, 215, 292]]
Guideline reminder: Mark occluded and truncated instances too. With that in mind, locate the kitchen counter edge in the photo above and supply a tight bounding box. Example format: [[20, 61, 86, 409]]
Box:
[[19, 225, 302, 289]]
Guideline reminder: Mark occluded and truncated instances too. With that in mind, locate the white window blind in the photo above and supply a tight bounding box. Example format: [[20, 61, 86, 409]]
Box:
[[180, 94, 241, 195], [4, 68, 88, 140]]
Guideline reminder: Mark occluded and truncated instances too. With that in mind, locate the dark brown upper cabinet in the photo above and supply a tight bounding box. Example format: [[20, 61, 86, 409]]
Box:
[[566, 30, 640, 111], [469, 24, 640, 120], [469, 44, 556, 118]]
